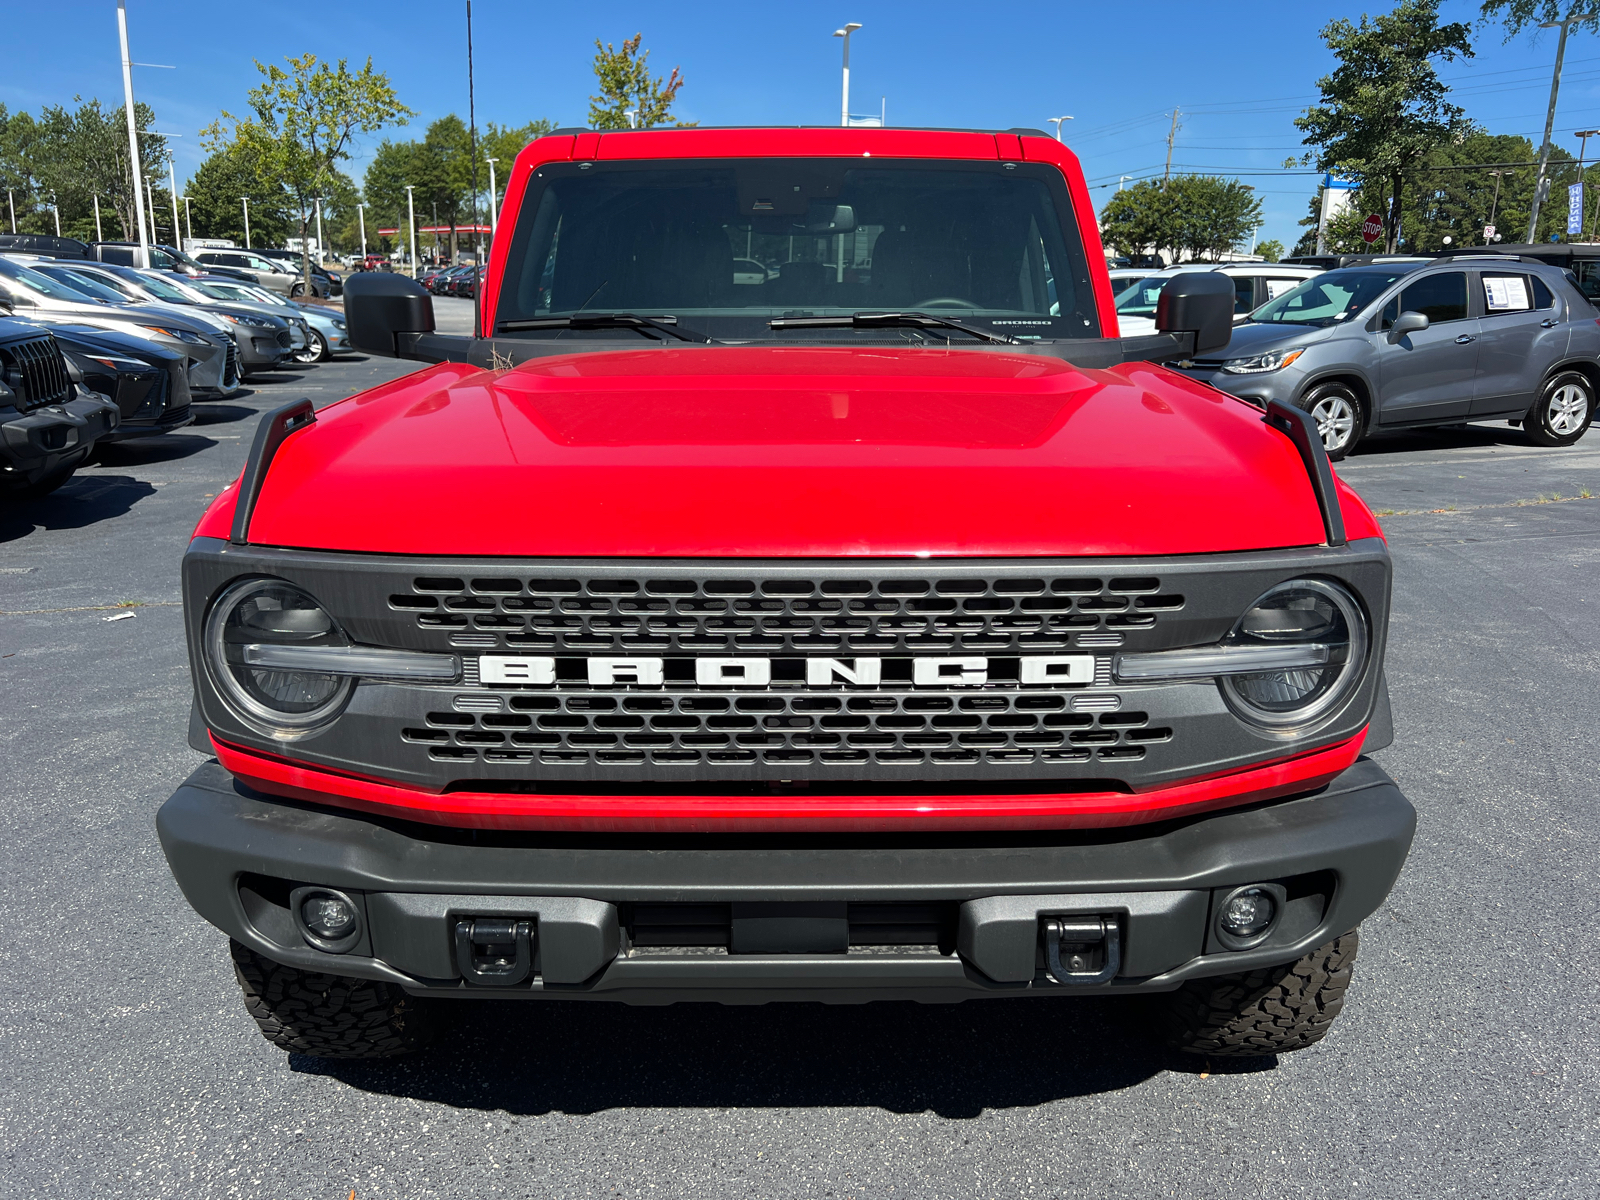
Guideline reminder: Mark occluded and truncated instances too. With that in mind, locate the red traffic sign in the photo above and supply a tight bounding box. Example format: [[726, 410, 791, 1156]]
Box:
[[1361, 214, 1383, 244]]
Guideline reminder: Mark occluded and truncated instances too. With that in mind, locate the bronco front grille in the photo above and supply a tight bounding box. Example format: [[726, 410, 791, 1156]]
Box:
[[402, 690, 1172, 770], [0, 334, 73, 411], [396, 573, 1187, 655]]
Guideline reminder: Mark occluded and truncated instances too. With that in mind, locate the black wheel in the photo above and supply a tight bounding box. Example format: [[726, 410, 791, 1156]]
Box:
[[1299, 383, 1364, 461], [1524, 369, 1594, 447], [229, 940, 437, 1059], [289, 282, 306, 298], [1161, 931, 1359, 1057], [292, 330, 329, 364]]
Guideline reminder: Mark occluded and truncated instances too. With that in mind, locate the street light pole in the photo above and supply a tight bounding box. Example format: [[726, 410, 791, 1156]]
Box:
[[241, 196, 251, 248], [485, 158, 499, 238], [356, 203, 367, 260], [182, 195, 191, 243], [405, 184, 417, 278], [168, 155, 181, 253], [833, 23, 861, 127], [117, 0, 150, 268], [51, 193, 60, 236], [1528, 16, 1578, 243], [93, 194, 103, 242], [1047, 116, 1073, 141], [6, 190, 14, 234], [145, 177, 158, 246], [314, 197, 325, 265]]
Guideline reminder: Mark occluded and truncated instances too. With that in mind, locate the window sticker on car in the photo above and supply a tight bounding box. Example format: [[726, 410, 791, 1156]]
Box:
[[1484, 276, 1530, 312]]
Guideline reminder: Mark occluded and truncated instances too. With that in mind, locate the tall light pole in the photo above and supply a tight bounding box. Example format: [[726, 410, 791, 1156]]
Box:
[[405, 184, 417, 277], [356, 202, 368, 260], [117, 0, 150, 268], [1528, 15, 1580, 243], [1118, 175, 1131, 192], [93, 194, 103, 242], [6, 190, 14, 234], [484, 158, 499, 239], [182, 195, 191, 243], [240, 196, 251, 248], [50, 192, 60, 236], [145, 177, 159, 245], [833, 23, 861, 127], [168, 155, 181, 253], [1047, 116, 1073, 142]]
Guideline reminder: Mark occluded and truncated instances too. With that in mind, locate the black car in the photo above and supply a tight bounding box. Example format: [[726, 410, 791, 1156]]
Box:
[[91, 242, 259, 286], [0, 233, 93, 259], [48, 323, 194, 440], [0, 317, 121, 497]]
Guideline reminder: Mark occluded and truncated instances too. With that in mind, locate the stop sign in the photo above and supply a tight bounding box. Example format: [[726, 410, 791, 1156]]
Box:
[[1361, 214, 1384, 244]]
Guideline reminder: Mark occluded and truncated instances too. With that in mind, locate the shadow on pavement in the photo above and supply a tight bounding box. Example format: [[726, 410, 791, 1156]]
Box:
[[293, 995, 1271, 1116], [1352, 423, 1536, 458], [0, 474, 157, 541], [239, 371, 302, 388], [190, 405, 261, 428], [94, 435, 217, 467]]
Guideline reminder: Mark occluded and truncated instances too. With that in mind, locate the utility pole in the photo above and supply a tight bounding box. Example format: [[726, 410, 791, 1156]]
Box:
[[117, 0, 150, 268], [1163, 108, 1181, 188], [241, 196, 251, 248], [485, 158, 499, 237], [1528, 15, 1579, 243], [834, 23, 861, 127]]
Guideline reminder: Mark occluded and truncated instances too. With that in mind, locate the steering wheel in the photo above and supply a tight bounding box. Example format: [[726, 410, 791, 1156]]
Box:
[[910, 297, 978, 310]]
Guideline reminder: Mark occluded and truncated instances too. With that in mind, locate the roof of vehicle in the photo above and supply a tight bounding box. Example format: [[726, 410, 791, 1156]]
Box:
[[1433, 243, 1600, 263]]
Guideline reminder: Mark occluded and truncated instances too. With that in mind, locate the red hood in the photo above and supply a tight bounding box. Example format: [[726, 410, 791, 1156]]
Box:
[[233, 347, 1348, 557]]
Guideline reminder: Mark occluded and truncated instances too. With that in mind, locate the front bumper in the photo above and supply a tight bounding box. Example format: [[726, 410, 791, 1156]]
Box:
[[158, 756, 1415, 1004], [0, 392, 120, 487]]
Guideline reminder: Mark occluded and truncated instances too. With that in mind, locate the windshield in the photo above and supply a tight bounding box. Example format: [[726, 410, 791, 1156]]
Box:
[[0, 257, 104, 301], [1251, 269, 1412, 326], [133, 271, 194, 302], [496, 158, 1099, 339], [34, 265, 129, 304]]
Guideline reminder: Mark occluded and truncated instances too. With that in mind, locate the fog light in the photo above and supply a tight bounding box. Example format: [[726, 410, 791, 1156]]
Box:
[[289, 886, 363, 953], [1221, 889, 1275, 939]]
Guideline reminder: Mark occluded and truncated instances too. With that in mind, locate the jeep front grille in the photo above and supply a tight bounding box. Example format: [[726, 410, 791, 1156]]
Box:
[[397, 573, 1187, 655], [0, 334, 73, 411]]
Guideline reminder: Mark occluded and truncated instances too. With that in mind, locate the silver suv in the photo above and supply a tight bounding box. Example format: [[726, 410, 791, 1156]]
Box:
[[1170, 257, 1600, 458]]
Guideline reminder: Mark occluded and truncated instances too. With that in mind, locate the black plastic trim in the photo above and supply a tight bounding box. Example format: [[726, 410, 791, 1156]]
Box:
[[1264, 399, 1346, 547], [229, 399, 315, 545]]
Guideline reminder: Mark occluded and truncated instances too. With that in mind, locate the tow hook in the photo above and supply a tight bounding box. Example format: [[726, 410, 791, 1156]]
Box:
[[453, 918, 534, 986], [1040, 916, 1122, 986]]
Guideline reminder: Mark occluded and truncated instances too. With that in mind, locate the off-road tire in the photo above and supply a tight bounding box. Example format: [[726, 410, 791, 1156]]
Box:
[[229, 939, 436, 1059], [1525, 369, 1594, 447], [1299, 383, 1364, 461], [1162, 930, 1359, 1057]]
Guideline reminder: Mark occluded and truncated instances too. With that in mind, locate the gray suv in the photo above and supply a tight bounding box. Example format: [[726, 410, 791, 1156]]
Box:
[[1170, 257, 1600, 458]]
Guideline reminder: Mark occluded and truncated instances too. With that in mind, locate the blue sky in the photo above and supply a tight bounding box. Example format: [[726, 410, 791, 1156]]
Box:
[[8, 0, 1600, 249]]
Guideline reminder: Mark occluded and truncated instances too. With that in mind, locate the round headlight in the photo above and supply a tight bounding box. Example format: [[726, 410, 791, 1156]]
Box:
[[204, 579, 353, 736], [1219, 579, 1368, 731]]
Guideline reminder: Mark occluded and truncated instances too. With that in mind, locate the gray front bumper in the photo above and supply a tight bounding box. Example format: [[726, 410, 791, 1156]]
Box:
[[157, 757, 1415, 1004]]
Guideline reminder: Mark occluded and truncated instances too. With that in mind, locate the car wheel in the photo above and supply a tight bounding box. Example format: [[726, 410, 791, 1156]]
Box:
[[289, 282, 305, 298], [1525, 369, 1594, 447], [292, 330, 329, 364], [1299, 382, 1364, 461]]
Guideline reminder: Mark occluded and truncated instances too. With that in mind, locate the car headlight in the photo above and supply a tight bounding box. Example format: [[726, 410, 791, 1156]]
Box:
[[1220, 348, 1304, 375], [139, 324, 209, 345], [1219, 579, 1368, 731], [204, 579, 354, 736], [331, 320, 347, 330], [220, 313, 275, 329]]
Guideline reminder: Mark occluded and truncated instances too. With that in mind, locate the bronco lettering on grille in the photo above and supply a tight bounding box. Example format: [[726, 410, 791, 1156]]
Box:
[[478, 654, 1096, 688]]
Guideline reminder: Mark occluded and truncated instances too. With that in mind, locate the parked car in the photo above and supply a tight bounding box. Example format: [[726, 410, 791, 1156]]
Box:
[[90, 242, 258, 285], [1281, 253, 1429, 272], [428, 265, 471, 295], [0, 255, 238, 398], [1168, 257, 1600, 458], [1108, 267, 1154, 301], [1115, 264, 1327, 335], [162, 126, 1415, 1064], [143, 271, 314, 359], [241, 249, 342, 299], [448, 266, 482, 299], [49, 323, 194, 439], [1435, 241, 1600, 304], [27, 261, 294, 377], [0, 316, 121, 497], [0, 233, 93, 259], [191, 249, 330, 298], [179, 276, 350, 363]]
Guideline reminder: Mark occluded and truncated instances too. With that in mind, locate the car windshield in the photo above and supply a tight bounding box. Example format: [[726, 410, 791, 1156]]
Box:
[[194, 280, 256, 302], [1250, 269, 1413, 327], [134, 271, 195, 302], [34, 265, 129, 304], [0, 257, 105, 301], [1114, 272, 1225, 318], [495, 158, 1099, 339]]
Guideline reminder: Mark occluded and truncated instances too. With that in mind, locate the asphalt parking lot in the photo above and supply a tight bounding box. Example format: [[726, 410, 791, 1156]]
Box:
[[3, 324, 1598, 1198]]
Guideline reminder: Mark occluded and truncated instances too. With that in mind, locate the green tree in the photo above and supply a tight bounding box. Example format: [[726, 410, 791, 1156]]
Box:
[[1480, 0, 1600, 36], [35, 98, 168, 243], [588, 34, 692, 130], [1098, 175, 1262, 262], [0, 105, 46, 233], [1098, 181, 1177, 261], [363, 137, 421, 262], [1255, 238, 1285, 263], [1295, 0, 1474, 253], [187, 144, 291, 246], [204, 53, 412, 288]]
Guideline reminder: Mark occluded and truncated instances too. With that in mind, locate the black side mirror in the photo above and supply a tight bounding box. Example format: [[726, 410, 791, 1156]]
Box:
[[1154, 272, 1234, 355], [345, 272, 435, 358], [1387, 310, 1428, 343]]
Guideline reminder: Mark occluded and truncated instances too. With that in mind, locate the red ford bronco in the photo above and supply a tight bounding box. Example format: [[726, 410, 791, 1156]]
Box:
[[158, 127, 1413, 1059]]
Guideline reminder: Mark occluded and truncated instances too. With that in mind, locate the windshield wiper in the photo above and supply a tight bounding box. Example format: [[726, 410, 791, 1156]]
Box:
[[496, 313, 715, 343], [767, 311, 1020, 344]]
